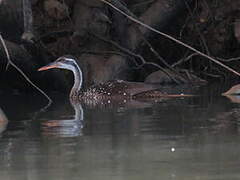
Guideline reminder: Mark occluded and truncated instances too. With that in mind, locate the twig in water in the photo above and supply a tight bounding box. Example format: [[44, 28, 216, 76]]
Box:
[[100, 0, 240, 77], [0, 34, 52, 106]]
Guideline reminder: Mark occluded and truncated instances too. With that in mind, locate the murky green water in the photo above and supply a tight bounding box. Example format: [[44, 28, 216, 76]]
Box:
[[0, 85, 240, 180]]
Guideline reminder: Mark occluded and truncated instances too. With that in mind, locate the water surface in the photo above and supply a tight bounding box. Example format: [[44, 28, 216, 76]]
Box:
[[0, 85, 240, 180]]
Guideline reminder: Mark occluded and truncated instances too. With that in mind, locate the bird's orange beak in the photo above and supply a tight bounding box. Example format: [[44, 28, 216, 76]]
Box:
[[38, 62, 59, 71]]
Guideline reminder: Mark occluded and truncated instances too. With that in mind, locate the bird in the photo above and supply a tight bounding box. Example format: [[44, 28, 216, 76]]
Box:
[[38, 55, 190, 102]]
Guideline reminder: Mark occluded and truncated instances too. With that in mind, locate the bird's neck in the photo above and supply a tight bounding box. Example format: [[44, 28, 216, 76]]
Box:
[[70, 62, 83, 98]]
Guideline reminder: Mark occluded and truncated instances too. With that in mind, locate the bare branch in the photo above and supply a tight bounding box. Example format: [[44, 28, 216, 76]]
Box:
[[172, 53, 199, 67], [100, 0, 240, 77], [217, 57, 240, 62], [91, 32, 181, 83], [0, 34, 52, 105]]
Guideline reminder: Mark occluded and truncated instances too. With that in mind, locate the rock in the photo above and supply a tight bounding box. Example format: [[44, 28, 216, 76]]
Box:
[[72, 0, 109, 41], [0, 108, 8, 134], [77, 54, 128, 87], [0, 0, 23, 42], [145, 69, 207, 85], [44, 0, 69, 20], [21, 32, 35, 43], [234, 19, 240, 43], [30, 0, 38, 5]]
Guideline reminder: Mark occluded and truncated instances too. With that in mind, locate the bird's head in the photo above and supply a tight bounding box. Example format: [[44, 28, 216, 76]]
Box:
[[38, 55, 77, 72]]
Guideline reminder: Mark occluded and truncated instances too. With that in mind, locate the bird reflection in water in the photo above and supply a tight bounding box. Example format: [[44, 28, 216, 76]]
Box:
[[223, 95, 240, 104], [40, 96, 171, 137], [41, 101, 84, 137], [206, 89, 240, 134]]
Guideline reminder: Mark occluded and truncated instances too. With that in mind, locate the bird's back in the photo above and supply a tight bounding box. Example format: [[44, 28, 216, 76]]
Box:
[[83, 80, 161, 98]]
